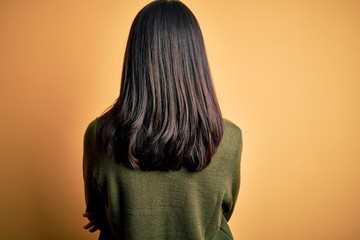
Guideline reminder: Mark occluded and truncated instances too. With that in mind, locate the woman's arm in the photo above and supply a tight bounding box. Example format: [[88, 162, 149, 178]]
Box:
[[83, 120, 105, 233]]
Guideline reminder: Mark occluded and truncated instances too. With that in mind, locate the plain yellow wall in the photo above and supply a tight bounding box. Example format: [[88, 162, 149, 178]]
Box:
[[0, 0, 359, 239]]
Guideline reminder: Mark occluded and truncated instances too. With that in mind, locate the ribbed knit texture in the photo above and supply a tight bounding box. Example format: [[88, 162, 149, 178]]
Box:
[[83, 118, 242, 240]]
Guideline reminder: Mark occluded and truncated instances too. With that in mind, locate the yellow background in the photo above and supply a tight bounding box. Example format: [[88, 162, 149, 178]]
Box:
[[0, 0, 359, 239]]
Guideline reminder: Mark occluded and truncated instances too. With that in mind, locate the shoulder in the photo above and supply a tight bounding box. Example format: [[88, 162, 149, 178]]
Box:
[[215, 118, 242, 160], [223, 118, 242, 145], [85, 118, 100, 135], [211, 118, 242, 172], [84, 118, 100, 147]]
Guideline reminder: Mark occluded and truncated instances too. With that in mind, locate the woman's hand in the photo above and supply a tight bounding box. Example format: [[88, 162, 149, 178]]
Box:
[[83, 212, 100, 233]]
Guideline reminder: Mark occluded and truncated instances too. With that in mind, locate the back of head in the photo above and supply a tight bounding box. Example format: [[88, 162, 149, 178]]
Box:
[[99, 0, 224, 172]]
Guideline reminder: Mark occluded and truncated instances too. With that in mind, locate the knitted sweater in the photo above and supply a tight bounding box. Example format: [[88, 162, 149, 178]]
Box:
[[83, 118, 242, 240]]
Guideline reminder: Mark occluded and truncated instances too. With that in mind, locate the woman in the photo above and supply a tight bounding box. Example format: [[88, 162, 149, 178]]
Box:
[[83, 0, 242, 239]]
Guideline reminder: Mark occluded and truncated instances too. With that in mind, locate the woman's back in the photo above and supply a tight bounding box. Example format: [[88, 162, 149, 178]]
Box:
[[83, 1, 243, 239], [83, 118, 242, 239]]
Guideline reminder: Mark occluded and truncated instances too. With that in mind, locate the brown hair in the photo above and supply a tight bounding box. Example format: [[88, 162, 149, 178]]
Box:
[[98, 0, 223, 171]]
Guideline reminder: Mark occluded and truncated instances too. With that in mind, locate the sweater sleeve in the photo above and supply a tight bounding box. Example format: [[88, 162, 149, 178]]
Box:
[[83, 119, 105, 220], [224, 127, 243, 221]]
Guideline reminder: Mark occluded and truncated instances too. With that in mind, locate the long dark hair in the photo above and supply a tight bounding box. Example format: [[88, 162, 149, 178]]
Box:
[[98, 0, 223, 172]]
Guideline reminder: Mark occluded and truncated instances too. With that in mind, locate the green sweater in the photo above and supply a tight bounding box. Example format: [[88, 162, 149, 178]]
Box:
[[83, 118, 242, 240]]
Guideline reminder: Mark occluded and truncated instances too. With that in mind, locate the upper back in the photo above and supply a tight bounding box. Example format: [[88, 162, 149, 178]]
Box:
[[86, 118, 242, 239]]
